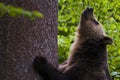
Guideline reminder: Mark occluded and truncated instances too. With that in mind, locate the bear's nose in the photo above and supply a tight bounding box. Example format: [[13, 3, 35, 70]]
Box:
[[89, 8, 94, 11], [86, 7, 94, 12]]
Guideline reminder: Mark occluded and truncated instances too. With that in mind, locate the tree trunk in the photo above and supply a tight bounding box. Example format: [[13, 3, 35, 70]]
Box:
[[0, 0, 58, 80]]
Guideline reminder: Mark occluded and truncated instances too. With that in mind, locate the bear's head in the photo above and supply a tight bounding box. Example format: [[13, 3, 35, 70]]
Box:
[[77, 7, 113, 45]]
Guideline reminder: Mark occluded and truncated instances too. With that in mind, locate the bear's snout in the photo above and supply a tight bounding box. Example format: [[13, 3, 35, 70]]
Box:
[[86, 7, 94, 12], [82, 7, 94, 20]]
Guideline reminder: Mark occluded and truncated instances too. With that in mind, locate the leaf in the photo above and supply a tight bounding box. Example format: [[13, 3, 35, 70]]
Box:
[[0, 2, 43, 20]]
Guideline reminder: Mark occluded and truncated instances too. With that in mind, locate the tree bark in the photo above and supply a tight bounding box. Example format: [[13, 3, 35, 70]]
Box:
[[0, 0, 58, 80]]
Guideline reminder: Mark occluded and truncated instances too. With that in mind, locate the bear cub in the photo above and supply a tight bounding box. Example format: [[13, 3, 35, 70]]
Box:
[[33, 7, 113, 80]]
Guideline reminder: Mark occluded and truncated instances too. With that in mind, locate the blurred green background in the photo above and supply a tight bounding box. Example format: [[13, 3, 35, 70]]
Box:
[[58, 0, 120, 79]]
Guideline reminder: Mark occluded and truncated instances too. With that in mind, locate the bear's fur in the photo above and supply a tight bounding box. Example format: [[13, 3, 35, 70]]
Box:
[[33, 7, 113, 80]]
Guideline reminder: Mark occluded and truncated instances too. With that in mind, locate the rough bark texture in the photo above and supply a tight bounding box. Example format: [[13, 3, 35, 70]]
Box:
[[0, 0, 58, 80]]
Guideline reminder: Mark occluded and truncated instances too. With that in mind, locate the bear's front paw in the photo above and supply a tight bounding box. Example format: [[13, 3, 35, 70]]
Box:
[[34, 56, 47, 64], [33, 56, 48, 73], [33, 56, 47, 69]]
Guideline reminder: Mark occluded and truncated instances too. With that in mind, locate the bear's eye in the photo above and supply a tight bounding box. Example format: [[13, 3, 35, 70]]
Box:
[[92, 19, 99, 25]]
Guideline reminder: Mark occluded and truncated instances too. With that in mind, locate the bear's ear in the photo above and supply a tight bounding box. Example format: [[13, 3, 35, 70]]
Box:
[[101, 36, 113, 45]]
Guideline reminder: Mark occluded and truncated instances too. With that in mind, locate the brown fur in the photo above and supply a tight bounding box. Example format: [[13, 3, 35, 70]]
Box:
[[68, 7, 106, 65], [59, 7, 112, 80], [33, 7, 113, 80]]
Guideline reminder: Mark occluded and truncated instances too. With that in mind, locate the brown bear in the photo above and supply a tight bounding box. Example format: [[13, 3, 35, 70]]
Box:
[[33, 7, 113, 80]]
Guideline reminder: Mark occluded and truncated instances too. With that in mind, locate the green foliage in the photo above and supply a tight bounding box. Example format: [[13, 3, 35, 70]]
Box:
[[0, 2, 43, 20], [58, 0, 120, 79]]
